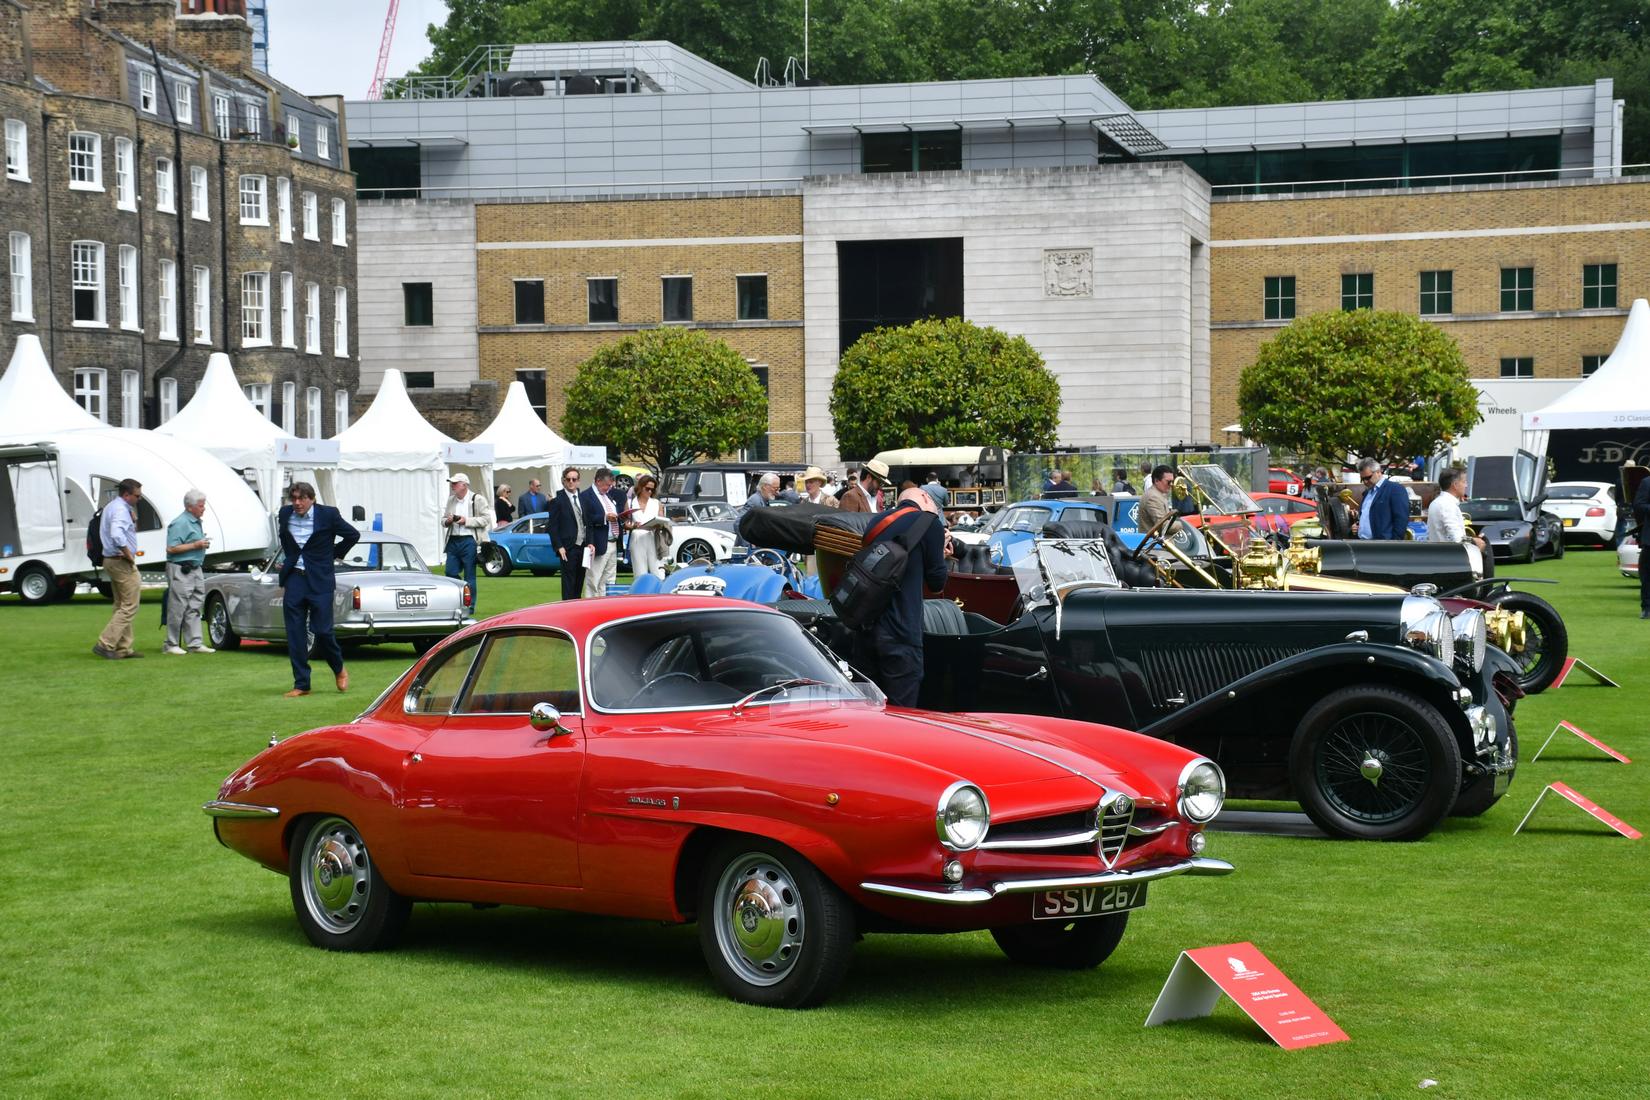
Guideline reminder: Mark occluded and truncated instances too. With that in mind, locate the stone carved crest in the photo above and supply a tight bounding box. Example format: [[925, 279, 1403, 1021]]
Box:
[[1044, 249, 1094, 298]]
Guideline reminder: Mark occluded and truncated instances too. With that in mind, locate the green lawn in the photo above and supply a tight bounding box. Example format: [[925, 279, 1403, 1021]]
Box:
[[3, 554, 1648, 1097]]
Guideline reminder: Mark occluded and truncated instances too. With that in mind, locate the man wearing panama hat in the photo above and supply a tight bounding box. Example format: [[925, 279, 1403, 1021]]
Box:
[[839, 460, 889, 513]]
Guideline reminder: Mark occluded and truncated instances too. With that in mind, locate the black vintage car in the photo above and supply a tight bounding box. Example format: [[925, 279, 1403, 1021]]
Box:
[[777, 539, 1518, 842]]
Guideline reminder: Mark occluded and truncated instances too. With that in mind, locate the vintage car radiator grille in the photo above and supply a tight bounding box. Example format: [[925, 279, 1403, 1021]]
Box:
[[1099, 800, 1132, 866], [980, 799, 1149, 866], [1136, 643, 1307, 714]]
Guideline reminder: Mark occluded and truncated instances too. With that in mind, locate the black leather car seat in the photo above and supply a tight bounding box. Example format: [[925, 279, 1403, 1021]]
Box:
[[921, 597, 969, 636], [1040, 520, 1160, 588]]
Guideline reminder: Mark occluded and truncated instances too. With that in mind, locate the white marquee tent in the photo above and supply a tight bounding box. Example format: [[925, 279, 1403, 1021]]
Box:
[[153, 353, 340, 507], [332, 368, 493, 564], [1524, 297, 1650, 454], [470, 381, 570, 511]]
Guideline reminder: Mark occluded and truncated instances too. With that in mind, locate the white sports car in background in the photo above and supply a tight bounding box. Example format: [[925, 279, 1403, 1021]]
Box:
[[1619, 535, 1639, 579], [1545, 481, 1621, 547]]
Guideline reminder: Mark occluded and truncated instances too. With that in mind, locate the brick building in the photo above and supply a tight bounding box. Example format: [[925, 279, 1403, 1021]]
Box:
[[0, 0, 355, 435]]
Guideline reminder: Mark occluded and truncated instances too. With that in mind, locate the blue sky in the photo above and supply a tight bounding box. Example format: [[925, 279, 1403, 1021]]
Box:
[[266, 0, 450, 100]]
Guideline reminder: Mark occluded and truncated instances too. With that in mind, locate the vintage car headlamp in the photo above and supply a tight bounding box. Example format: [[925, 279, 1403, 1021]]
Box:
[[1400, 597, 1453, 667], [1177, 759, 1225, 824], [936, 782, 989, 851], [1451, 609, 1487, 673]]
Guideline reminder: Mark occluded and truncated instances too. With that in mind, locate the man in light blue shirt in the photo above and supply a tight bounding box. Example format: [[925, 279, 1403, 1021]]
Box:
[[163, 489, 213, 655], [94, 479, 144, 660]]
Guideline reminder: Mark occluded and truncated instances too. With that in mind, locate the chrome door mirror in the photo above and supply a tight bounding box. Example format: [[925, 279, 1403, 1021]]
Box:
[[530, 702, 570, 736], [255, 572, 276, 585]]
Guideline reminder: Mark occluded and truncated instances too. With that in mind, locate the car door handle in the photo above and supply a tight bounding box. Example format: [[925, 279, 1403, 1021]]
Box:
[[1165, 693, 1187, 705], [409, 752, 421, 764], [1027, 665, 1048, 681]]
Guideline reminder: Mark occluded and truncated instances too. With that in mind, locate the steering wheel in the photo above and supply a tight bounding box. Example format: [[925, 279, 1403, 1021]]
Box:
[[626, 672, 702, 708], [1129, 511, 1225, 589], [747, 547, 790, 572]]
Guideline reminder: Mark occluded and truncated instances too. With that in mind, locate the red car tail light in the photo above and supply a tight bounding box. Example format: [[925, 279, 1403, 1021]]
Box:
[[1586, 506, 1607, 516], [352, 586, 361, 610], [463, 584, 472, 606]]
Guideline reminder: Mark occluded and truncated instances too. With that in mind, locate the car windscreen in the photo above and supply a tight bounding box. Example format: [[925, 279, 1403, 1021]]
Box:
[[1002, 506, 1052, 532], [1181, 464, 1258, 514], [1464, 499, 1522, 520], [588, 609, 873, 711], [1013, 538, 1122, 604], [1544, 485, 1601, 501], [338, 540, 429, 573]]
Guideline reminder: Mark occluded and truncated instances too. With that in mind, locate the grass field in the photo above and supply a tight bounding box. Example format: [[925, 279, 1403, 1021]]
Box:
[[2, 553, 1648, 1098]]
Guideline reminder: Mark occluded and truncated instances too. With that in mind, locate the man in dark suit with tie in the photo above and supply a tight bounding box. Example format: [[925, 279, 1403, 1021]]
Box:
[[579, 468, 628, 598], [547, 467, 588, 601], [276, 481, 360, 697]]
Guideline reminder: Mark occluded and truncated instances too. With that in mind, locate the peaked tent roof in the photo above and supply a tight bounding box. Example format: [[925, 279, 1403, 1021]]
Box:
[[1525, 298, 1650, 431], [153, 352, 296, 468], [471, 381, 570, 469], [332, 368, 456, 471], [0, 335, 104, 440]]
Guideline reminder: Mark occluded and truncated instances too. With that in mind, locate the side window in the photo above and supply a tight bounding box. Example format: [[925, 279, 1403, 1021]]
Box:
[[528, 516, 548, 534], [698, 471, 724, 499], [456, 631, 580, 715], [405, 637, 481, 715]]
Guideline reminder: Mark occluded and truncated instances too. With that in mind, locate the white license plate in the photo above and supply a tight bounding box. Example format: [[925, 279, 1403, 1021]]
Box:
[[396, 591, 428, 609], [1032, 882, 1147, 920]]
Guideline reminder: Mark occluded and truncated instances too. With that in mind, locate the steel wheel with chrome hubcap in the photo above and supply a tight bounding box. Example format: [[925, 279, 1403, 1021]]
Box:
[[205, 594, 241, 650], [288, 815, 410, 950], [697, 839, 854, 1008]]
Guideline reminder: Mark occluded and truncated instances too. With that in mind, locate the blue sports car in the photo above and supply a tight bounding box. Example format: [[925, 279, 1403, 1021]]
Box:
[[483, 511, 739, 577]]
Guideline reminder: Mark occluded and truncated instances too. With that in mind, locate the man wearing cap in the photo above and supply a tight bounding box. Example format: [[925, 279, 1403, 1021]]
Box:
[[799, 467, 837, 507], [840, 461, 889, 513], [443, 472, 490, 612]]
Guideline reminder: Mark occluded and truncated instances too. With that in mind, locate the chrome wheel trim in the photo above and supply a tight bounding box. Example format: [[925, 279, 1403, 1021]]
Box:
[[18, 569, 51, 601], [712, 851, 805, 987], [207, 599, 229, 646], [301, 818, 373, 934]]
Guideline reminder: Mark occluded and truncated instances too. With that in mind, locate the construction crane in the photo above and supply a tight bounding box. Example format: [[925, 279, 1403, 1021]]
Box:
[[367, 0, 400, 100]]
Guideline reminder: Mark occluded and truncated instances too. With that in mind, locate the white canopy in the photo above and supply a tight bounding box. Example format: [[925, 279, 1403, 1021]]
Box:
[[0, 335, 103, 437], [153, 353, 338, 506], [1524, 298, 1650, 452], [471, 381, 568, 507], [331, 368, 493, 563]]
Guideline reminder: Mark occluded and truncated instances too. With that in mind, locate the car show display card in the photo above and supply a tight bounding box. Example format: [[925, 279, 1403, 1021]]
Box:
[[1551, 657, 1619, 688], [1144, 942, 1349, 1049], [1531, 721, 1631, 764], [1514, 781, 1643, 839]]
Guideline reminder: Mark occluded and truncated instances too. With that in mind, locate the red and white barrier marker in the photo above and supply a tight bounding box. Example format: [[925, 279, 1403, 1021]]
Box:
[[1144, 942, 1349, 1049], [1531, 721, 1631, 764], [1514, 781, 1642, 839], [1551, 657, 1619, 688]]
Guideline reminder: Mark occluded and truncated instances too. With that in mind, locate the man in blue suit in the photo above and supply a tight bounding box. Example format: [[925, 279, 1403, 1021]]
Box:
[[547, 468, 588, 600], [1354, 458, 1411, 540], [276, 481, 360, 697]]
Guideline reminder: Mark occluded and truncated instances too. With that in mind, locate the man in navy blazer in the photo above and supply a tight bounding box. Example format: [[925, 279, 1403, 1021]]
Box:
[[579, 468, 629, 598], [1354, 458, 1411, 540], [546, 468, 588, 600], [276, 481, 360, 696]]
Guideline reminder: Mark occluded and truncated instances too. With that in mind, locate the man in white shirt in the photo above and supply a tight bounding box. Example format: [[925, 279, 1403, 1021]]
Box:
[[1427, 468, 1487, 552], [443, 472, 490, 612]]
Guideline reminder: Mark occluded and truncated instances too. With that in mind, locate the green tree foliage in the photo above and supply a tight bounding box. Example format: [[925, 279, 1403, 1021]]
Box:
[[1238, 310, 1481, 465], [561, 329, 768, 472], [830, 318, 1060, 458]]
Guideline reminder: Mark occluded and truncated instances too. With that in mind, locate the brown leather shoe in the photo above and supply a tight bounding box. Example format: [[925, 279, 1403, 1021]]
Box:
[[284, 688, 310, 698], [335, 668, 349, 693]]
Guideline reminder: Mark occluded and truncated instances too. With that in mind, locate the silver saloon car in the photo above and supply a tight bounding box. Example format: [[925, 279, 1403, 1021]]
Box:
[[204, 532, 475, 655]]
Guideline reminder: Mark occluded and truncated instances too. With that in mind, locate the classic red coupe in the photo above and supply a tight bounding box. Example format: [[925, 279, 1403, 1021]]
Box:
[[206, 596, 1232, 1007]]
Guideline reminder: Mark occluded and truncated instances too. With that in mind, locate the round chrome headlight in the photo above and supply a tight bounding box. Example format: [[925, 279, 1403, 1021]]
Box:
[[936, 782, 990, 850], [1451, 608, 1487, 673], [1177, 759, 1225, 824], [1402, 607, 1454, 667]]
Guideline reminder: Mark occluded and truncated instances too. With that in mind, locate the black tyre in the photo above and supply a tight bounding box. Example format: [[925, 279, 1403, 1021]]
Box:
[[990, 912, 1129, 969], [481, 547, 512, 577], [1289, 684, 1461, 841], [13, 563, 56, 605], [205, 594, 242, 650], [697, 839, 855, 1008], [93, 580, 113, 600], [677, 539, 714, 564], [288, 815, 410, 951], [1452, 718, 1517, 818], [1495, 590, 1568, 694], [50, 577, 78, 602]]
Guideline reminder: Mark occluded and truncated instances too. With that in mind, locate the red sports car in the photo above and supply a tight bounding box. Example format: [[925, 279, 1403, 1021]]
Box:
[[1268, 467, 1304, 496], [206, 596, 1232, 1007]]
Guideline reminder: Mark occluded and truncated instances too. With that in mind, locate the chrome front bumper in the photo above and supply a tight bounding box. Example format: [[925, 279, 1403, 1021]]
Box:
[[859, 856, 1234, 905]]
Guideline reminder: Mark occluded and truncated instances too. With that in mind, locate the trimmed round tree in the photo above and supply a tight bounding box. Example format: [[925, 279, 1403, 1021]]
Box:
[[830, 318, 1061, 457], [1238, 310, 1481, 465], [562, 328, 768, 471]]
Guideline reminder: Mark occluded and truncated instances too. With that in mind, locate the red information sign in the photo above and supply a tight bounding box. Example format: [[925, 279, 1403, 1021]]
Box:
[[1531, 721, 1631, 764], [1551, 657, 1619, 689], [1144, 941, 1349, 1049], [1514, 781, 1643, 839]]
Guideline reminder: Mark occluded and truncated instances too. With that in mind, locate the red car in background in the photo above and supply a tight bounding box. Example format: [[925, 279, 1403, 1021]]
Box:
[[1268, 467, 1304, 496], [206, 596, 1232, 1008]]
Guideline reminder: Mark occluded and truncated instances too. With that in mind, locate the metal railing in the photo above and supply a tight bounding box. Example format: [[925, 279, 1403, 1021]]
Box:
[[381, 42, 675, 100], [1211, 162, 1650, 197]]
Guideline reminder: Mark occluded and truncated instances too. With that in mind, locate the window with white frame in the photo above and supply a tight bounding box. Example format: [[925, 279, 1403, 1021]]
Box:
[[281, 381, 296, 434], [159, 377, 178, 423], [139, 71, 157, 114], [241, 271, 270, 346], [244, 100, 262, 138], [286, 113, 300, 150], [302, 191, 318, 240], [175, 81, 194, 126], [304, 281, 320, 353], [276, 177, 291, 241], [333, 286, 348, 356], [238, 174, 267, 224], [244, 383, 270, 419], [335, 389, 349, 432], [68, 132, 101, 190], [71, 241, 104, 324], [155, 157, 174, 212], [157, 258, 177, 340], [118, 244, 139, 330], [8, 232, 31, 321], [114, 138, 134, 210], [316, 123, 330, 160], [193, 266, 211, 344], [279, 271, 294, 347], [75, 369, 107, 421], [305, 386, 322, 439], [4, 118, 27, 181], [330, 198, 346, 245], [213, 94, 231, 138], [190, 165, 208, 219], [121, 370, 140, 427]]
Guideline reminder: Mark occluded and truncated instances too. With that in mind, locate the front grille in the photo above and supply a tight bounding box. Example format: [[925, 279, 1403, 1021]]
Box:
[[1099, 797, 1133, 867], [981, 795, 1143, 866]]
